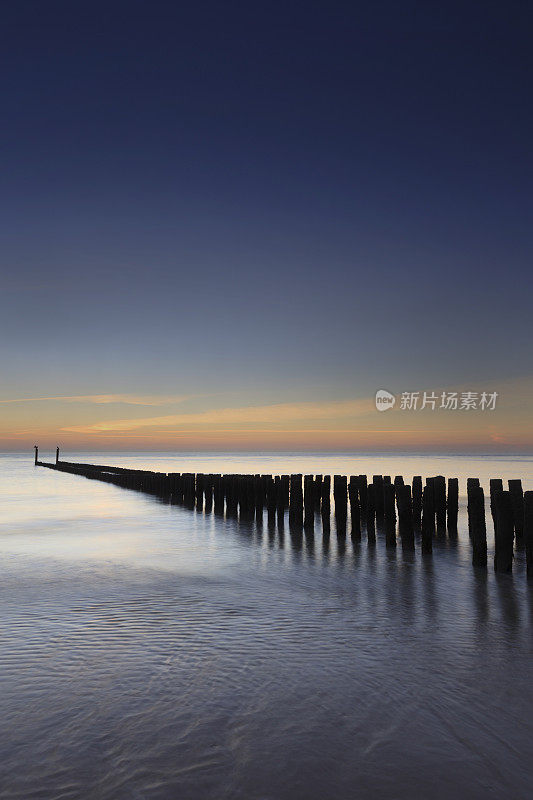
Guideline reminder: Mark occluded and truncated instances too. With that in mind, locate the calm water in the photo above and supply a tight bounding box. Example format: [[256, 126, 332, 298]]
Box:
[[1, 452, 533, 800]]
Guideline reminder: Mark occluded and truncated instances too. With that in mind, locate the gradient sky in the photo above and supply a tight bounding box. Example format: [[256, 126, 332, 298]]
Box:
[[1, 1, 532, 451]]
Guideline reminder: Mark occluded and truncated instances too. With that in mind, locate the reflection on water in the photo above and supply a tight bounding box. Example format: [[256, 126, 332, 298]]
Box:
[[1, 452, 533, 800]]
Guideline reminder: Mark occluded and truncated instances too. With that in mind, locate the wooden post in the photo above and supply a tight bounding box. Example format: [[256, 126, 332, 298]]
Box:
[[508, 479, 524, 543], [434, 475, 446, 533], [397, 484, 414, 549], [366, 483, 376, 541], [333, 475, 347, 531], [372, 475, 384, 523], [466, 478, 480, 537], [412, 476, 422, 528], [470, 486, 487, 568], [494, 491, 514, 573], [56, 446, 60, 464], [304, 475, 314, 529], [524, 491, 533, 578], [321, 475, 331, 533], [34, 445, 38, 465], [489, 479, 503, 529], [421, 485, 434, 553], [275, 476, 284, 528], [358, 475, 368, 517], [289, 474, 303, 529], [204, 476, 213, 513], [348, 477, 361, 539], [383, 483, 396, 547], [446, 478, 458, 535]]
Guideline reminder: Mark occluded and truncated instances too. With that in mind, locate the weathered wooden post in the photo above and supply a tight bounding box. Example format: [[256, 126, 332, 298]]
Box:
[[466, 478, 480, 537], [358, 475, 368, 518], [348, 477, 361, 539], [434, 475, 446, 533], [412, 476, 422, 528], [383, 483, 396, 547], [204, 476, 213, 513], [470, 486, 487, 568], [372, 475, 384, 523], [524, 491, 533, 578], [366, 482, 376, 541], [56, 446, 60, 464], [34, 445, 38, 465], [333, 475, 347, 532], [321, 475, 331, 532], [275, 476, 284, 527], [489, 479, 503, 528], [446, 478, 458, 535], [314, 475, 323, 512], [494, 491, 514, 573], [304, 475, 314, 529], [289, 474, 303, 529], [508, 479, 524, 543], [421, 485, 434, 553], [266, 476, 276, 523], [397, 484, 414, 549]]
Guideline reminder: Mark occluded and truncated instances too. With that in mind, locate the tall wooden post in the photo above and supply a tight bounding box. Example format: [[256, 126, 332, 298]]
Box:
[[446, 478, 458, 535], [470, 486, 487, 568], [494, 491, 514, 573], [34, 445, 38, 465], [412, 476, 422, 528], [508, 479, 524, 543]]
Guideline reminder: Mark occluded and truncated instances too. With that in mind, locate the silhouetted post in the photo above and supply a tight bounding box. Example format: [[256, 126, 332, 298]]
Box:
[[470, 486, 487, 568], [434, 476, 446, 533], [358, 475, 368, 517], [56, 446, 59, 464], [489, 479, 503, 529], [466, 478, 480, 537], [446, 478, 458, 535], [34, 445, 38, 465], [366, 483, 376, 541], [196, 474, 204, 511], [321, 475, 331, 533], [412, 476, 422, 528], [266, 476, 276, 523], [275, 476, 284, 527], [204, 476, 213, 513], [494, 491, 514, 573], [348, 477, 361, 539], [372, 475, 384, 523], [524, 491, 533, 578], [421, 485, 434, 553], [304, 475, 314, 529], [213, 475, 224, 513], [289, 474, 303, 529], [314, 475, 323, 512], [508, 479, 524, 543], [333, 475, 347, 532], [397, 484, 414, 549], [383, 483, 396, 546]]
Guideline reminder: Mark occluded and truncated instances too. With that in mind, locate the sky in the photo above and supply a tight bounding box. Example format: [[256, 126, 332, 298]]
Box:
[[0, 0, 532, 452]]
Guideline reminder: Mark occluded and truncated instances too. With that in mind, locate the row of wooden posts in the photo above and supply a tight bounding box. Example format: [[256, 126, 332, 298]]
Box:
[[35, 448, 533, 575]]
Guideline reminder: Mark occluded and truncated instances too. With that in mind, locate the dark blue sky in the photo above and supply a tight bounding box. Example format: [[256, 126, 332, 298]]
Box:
[[1, 1, 532, 448]]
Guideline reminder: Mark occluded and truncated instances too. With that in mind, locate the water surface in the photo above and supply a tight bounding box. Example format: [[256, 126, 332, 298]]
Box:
[[1, 452, 532, 799]]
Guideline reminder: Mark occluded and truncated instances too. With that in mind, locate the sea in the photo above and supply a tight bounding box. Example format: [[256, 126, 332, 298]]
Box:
[[1, 451, 532, 799]]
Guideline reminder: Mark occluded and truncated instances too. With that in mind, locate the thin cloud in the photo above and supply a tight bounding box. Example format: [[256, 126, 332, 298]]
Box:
[[62, 399, 374, 434], [0, 394, 192, 406]]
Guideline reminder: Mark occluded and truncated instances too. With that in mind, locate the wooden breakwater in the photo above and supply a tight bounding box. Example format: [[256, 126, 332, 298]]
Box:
[[33, 447, 533, 576]]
